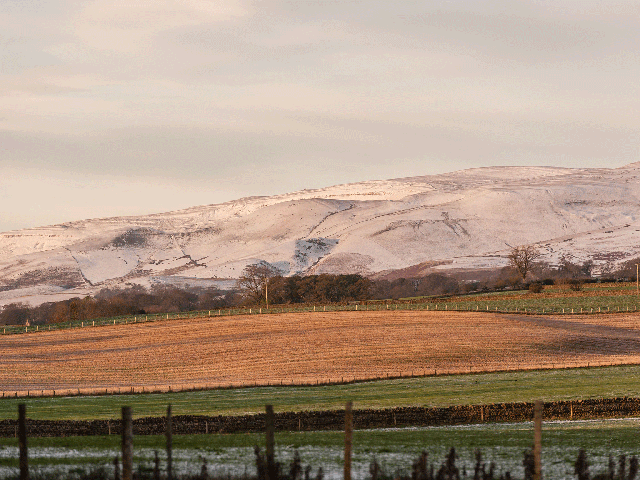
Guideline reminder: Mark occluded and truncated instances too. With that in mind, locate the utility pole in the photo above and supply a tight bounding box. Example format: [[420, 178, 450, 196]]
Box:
[[636, 264, 639, 296], [265, 278, 269, 309]]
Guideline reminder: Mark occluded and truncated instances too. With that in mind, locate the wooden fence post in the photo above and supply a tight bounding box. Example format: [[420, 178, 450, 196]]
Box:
[[166, 405, 173, 480], [266, 405, 276, 480], [344, 401, 353, 480], [533, 400, 543, 480], [114, 455, 121, 480], [154, 451, 160, 480], [18, 404, 28, 480], [122, 407, 133, 480]]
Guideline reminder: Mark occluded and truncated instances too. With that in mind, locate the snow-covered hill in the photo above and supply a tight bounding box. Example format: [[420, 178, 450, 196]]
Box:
[[3, 163, 640, 306]]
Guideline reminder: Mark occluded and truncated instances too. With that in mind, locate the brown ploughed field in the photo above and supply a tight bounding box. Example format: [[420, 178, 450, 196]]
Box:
[[2, 310, 640, 395]]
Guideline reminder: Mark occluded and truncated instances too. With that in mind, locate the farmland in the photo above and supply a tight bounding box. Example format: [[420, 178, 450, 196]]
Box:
[[0, 282, 640, 335], [2, 308, 640, 396], [3, 294, 640, 479], [2, 282, 639, 337], [447, 282, 640, 313], [2, 365, 640, 420]]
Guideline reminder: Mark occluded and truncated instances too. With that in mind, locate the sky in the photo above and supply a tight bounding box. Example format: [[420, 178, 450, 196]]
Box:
[[1, 0, 639, 233]]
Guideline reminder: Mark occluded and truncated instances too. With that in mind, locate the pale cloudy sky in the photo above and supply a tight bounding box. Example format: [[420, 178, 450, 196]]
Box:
[[1, 0, 639, 233]]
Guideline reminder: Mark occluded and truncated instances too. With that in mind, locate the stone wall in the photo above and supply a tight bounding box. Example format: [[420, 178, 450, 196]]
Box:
[[2, 398, 639, 438]]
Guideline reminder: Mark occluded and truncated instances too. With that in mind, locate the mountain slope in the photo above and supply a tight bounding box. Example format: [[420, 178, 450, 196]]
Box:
[[3, 163, 640, 306]]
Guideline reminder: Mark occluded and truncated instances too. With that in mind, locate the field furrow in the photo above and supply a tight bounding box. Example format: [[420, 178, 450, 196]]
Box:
[[2, 311, 640, 394]]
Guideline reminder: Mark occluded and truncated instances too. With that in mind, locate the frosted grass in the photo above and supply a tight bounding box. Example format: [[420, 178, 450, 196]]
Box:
[[1, 419, 638, 479]]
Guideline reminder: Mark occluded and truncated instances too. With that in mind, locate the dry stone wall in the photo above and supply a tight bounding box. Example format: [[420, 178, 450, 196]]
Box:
[[1, 398, 639, 438]]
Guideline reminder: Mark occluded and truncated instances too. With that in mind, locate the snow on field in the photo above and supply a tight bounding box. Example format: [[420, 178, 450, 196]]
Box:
[[3, 163, 640, 306]]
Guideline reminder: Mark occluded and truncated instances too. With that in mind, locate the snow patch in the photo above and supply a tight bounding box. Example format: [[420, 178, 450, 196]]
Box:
[[71, 247, 140, 284]]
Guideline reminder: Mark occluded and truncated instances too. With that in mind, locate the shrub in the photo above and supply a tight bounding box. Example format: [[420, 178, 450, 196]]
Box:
[[529, 282, 544, 294], [555, 278, 584, 292], [568, 279, 583, 292]]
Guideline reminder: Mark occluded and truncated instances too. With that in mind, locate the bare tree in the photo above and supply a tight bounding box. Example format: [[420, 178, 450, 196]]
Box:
[[237, 262, 280, 304], [508, 245, 540, 281]]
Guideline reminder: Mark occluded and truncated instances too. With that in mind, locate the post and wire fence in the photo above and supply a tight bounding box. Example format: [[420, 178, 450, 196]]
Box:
[[4, 295, 640, 336], [10, 401, 547, 480], [3, 353, 640, 399]]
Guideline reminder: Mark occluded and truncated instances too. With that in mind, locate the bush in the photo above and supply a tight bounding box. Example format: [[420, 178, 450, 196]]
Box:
[[555, 278, 584, 292], [568, 279, 583, 291], [529, 282, 544, 293]]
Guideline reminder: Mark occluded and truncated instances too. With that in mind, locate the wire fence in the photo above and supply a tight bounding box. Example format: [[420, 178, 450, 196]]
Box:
[[2, 298, 640, 336], [3, 357, 640, 400]]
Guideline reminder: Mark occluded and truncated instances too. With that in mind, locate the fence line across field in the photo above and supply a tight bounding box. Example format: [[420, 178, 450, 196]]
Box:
[[11, 401, 546, 480], [3, 299, 640, 336], [3, 357, 640, 399]]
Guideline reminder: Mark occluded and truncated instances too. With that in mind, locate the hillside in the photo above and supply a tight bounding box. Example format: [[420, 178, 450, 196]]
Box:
[[2, 163, 640, 306]]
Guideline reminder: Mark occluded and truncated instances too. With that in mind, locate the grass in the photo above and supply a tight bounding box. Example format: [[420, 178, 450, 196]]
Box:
[[449, 295, 640, 314], [2, 365, 640, 421], [442, 282, 640, 313], [2, 419, 640, 479]]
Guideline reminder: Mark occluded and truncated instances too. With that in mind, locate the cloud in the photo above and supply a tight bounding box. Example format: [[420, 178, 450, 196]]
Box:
[[1, 0, 639, 231], [72, 0, 250, 53]]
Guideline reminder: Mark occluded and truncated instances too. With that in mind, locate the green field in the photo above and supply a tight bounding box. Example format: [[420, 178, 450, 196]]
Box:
[[429, 283, 640, 313], [1, 419, 639, 479], [452, 290, 640, 314], [2, 365, 640, 421]]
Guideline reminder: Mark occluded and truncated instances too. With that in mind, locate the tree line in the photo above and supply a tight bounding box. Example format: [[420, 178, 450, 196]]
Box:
[[0, 284, 233, 326], [237, 264, 372, 305], [0, 273, 373, 326]]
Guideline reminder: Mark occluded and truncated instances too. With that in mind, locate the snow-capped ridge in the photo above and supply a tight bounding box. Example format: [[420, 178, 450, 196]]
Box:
[[3, 162, 640, 306]]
